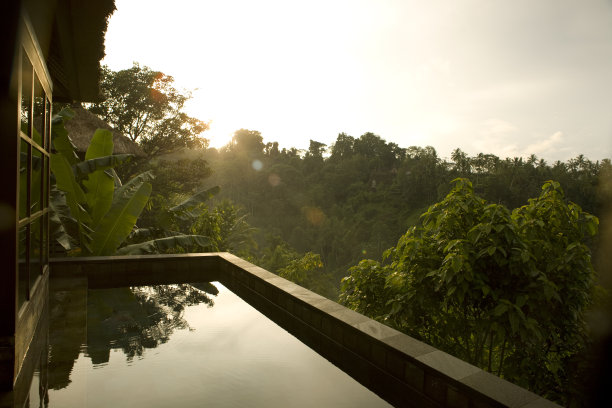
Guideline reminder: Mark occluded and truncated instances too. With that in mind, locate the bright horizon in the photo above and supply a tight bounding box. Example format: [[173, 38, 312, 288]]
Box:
[[102, 0, 612, 162]]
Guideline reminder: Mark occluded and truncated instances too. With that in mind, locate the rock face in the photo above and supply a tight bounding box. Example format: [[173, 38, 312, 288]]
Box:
[[63, 107, 146, 157]]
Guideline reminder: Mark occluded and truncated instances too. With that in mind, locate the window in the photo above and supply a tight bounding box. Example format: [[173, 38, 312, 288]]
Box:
[[17, 20, 52, 311]]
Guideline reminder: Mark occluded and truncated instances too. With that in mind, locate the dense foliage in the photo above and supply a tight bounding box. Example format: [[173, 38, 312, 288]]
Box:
[[202, 130, 610, 297], [340, 179, 599, 404]]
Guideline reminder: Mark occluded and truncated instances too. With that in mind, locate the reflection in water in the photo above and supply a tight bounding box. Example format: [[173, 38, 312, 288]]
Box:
[[29, 281, 390, 408], [87, 283, 217, 364], [47, 281, 217, 391]]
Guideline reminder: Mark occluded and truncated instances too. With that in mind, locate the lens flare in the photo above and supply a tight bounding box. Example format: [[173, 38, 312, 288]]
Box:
[[268, 173, 281, 186], [303, 206, 325, 226]]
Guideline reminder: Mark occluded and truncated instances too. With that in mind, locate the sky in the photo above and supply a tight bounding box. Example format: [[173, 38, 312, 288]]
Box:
[[102, 0, 612, 162]]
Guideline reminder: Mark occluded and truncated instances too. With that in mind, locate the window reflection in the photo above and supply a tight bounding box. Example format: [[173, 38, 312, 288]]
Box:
[[42, 155, 48, 210], [29, 218, 42, 288], [19, 139, 29, 219], [18, 226, 28, 308], [33, 75, 44, 146], [21, 49, 32, 136], [31, 147, 42, 214], [42, 213, 49, 267], [45, 98, 51, 150]]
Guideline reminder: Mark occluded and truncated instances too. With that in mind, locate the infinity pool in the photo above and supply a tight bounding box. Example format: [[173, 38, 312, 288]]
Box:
[[26, 281, 390, 407]]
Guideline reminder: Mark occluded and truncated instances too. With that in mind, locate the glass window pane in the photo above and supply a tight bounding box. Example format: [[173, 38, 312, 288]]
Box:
[[31, 147, 42, 214], [45, 98, 51, 150], [42, 155, 48, 209], [19, 139, 29, 219], [29, 217, 42, 288], [21, 50, 32, 136], [18, 226, 28, 307], [42, 213, 49, 268], [33, 75, 44, 146]]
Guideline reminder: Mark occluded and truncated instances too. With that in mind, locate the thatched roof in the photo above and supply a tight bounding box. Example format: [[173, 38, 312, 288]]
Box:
[[64, 107, 146, 157], [24, 0, 117, 102]]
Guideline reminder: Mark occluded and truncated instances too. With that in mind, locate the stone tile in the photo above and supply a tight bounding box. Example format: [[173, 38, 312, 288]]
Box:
[[460, 370, 540, 408], [355, 334, 371, 357], [244, 265, 276, 280], [424, 372, 447, 404], [383, 333, 437, 358], [292, 290, 327, 306], [416, 350, 480, 381], [219, 253, 252, 267], [308, 311, 322, 329], [263, 276, 292, 288], [386, 349, 405, 378], [321, 316, 333, 337], [312, 299, 345, 314], [518, 397, 561, 408], [329, 307, 370, 327], [342, 327, 358, 350], [447, 385, 469, 408], [404, 360, 425, 391], [354, 320, 400, 341], [331, 323, 344, 343], [371, 342, 387, 366]]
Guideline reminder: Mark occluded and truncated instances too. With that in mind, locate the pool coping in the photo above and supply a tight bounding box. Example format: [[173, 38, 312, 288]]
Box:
[[47, 253, 560, 408]]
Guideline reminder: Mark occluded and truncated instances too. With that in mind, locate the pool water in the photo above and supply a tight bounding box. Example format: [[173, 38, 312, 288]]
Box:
[[29, 282, 391, 407]]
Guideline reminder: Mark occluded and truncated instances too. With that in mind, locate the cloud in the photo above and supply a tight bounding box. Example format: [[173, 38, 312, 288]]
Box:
[[524, 131, 565, 156], [468, 118, 521, 157], [480, 118, 518, 136]]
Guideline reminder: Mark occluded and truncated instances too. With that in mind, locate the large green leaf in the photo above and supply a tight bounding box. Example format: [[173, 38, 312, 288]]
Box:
[[74, 154, 132, 178], [90, 181, 152, 256], [50, 153, 91, 250], [115, 171, 154, 199], [51, 108, 79, 165], [170, 186, 220, 212], [115, 234, 211, 255], [49, 188, 77, 251], [51, 153, 87, 205], [82, 130, 116, 227], [85, 129, 114, 160], [84, 170, 114, 228]]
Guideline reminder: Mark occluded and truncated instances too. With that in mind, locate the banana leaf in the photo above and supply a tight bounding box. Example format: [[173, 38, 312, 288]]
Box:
[[74, 155, 132, 178], [115, 234, 211, 255], [90, 181, 152, 256], [50, 153, 92, 247], [51, 108, 79, 165], [115, 171, 154, 199], [82, 130, 116, 227], [49, 188, 77, 251], [170, 186, 220, 212], [85, 129, 113, 160]]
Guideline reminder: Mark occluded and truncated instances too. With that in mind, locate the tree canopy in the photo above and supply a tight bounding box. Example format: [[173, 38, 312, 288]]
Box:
[[88, 63, 209, 156]]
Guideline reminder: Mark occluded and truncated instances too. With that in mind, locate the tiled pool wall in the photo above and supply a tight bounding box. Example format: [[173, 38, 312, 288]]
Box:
[[45, 253, 558, 408]]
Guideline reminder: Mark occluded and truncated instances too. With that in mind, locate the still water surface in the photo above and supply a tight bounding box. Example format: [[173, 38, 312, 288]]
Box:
[[33, 282, 390, 407]]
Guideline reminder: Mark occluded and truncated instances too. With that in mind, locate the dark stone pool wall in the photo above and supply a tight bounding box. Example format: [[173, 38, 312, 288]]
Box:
[[48, 253, 560, 408]]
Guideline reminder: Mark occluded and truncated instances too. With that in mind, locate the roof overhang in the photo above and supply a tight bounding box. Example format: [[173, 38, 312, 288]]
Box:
[[24, 0, 116, 102]]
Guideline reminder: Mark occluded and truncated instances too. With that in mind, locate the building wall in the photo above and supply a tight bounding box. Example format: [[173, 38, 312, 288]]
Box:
[[0, 7, 51, 390]]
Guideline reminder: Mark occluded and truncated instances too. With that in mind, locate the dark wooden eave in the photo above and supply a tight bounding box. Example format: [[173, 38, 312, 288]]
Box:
[[24, 0, 116, 102]]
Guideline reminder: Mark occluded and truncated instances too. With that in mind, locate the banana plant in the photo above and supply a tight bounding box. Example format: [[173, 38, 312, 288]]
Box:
[[50, 108, 152, 256]]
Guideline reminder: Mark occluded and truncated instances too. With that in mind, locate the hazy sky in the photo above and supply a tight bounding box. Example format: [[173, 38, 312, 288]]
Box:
[[102, 0, 612, 161]]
